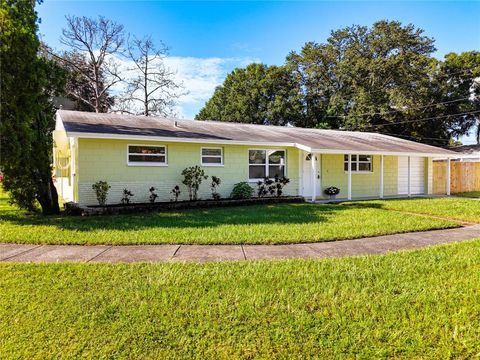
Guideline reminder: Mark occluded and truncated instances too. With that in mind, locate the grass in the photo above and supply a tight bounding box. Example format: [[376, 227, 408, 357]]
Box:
[[453, 191, 480, 199], [1, 240, 479, 358], [365, 197, 480, 223], [0, 190, 462, 245]]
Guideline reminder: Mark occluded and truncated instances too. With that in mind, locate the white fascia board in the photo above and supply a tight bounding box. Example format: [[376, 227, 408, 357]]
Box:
[[67, 131, 297, 148], [309, 148, 456, 157], [64, 130, 453, 157], [55, 113, 66, 131]]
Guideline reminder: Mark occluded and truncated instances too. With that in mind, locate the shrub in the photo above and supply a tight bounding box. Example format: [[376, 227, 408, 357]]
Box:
[[181, 166, 208, 201], [171, 185, 181, 202], [272, 175, 290, 197], [149, 187, 158, 203], [211, 176, 221, 200], [92, 181, 110, 206], [324, 186, 340, 196], [121, 188, 134, 204], [256, 175, 290, 197], [231, 182, 253, 199]]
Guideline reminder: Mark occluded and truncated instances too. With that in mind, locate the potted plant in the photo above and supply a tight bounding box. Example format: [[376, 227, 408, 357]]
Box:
[[324, 186, 340, 200]]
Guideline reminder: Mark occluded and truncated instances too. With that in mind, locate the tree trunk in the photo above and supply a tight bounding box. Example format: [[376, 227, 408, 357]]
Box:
[[37, 177, 60, 215]]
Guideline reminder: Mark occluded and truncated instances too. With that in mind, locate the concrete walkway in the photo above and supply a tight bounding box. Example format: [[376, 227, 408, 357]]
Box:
[[1, 225, 479, 263]]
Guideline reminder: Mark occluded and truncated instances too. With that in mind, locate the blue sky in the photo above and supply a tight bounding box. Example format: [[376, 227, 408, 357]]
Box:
[[37, 1, 480, 143]]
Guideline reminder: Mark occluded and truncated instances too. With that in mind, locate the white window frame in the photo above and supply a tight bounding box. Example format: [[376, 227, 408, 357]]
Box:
[[127, 144, 168, 166], [200, 147, 224, 167], [248, 149, 287, 181], [344, 154, 373, 173]]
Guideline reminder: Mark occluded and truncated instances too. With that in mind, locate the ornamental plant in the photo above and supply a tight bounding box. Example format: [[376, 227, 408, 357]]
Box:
[[210, 176, 221, 200], [324, 186, 340, 196], [257, 175, 290, 197], [92, 181, 110, 206], [149, 187, 158, 203], [121, 188, 134, 204], [181, 166, 208, 201], [231, 182, 253, 199], [272, 175, 290, 197], [171, 185, 181, 202]]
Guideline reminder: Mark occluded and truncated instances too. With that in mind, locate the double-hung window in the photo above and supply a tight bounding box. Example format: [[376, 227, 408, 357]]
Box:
[[201, 147, 223, 166], [249, 149, 286, 180], [344, 154, 372, 172], [128, 145, 167, 166]]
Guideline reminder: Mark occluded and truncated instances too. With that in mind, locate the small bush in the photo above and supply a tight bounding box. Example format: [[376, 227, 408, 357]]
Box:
[[231, 182, 253, 199], [121, 188, 134, 204], [256, 176, 290, 197], [92, 181, 110, 206], [324, 186, 340, 196], [149, 187, 158, 203], [211, 176, 221, 200], [181, 166, 208, 201], [171, 185, 181, 202]]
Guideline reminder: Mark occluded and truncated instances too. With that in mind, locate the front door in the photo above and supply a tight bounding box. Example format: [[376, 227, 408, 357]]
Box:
[[302, 153, 320, 197]]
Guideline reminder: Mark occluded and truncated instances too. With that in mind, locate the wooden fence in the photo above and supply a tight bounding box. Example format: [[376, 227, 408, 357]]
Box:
[[433, 161, 480, 194]]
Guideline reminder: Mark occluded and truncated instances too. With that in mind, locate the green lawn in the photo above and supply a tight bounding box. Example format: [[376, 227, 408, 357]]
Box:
[[0, 190, 462, 245], [453, 191, 480, 199], [1, 240, 479, 358], [365, 197, 480, 223]]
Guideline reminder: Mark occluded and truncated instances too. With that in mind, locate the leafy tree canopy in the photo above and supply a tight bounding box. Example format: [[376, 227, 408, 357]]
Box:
[[1, 0, 63, 214], [197, 21, 480, 145]]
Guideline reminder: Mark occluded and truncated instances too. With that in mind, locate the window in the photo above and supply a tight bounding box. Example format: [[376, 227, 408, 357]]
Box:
[[201, 147, 223, 166], [249, 149, 286, 180], [344, 154, 372, 172], [128, 145, 167, 165]]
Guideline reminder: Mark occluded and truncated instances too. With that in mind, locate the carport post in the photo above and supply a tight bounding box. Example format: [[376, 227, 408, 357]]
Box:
[[311, 153, 316, 202], [407, 156, 411, 198], [379, 155, 384, 199], [446, 157, 451, 196], [347, 154, 352, 200]]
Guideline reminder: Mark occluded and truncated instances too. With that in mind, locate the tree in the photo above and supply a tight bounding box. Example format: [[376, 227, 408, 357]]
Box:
[[196, 63, 303, 125], [60, 15, 125, 113], [436, 52, 480, 144], [198, 21, 479, 146], [60, 50, 115, 112], [116, 35, 183, 116], [1, 0, 63, 214]]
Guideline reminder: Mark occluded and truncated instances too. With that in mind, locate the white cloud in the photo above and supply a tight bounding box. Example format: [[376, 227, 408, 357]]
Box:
[[110, 54, 259, 119]]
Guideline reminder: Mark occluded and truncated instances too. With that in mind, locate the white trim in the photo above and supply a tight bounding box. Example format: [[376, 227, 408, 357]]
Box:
[[446, 157, 451, 195], [380, 155, 384, 199], [248, 148, 287, 181], [311, 153, 316, 202], [66, 131, 454, 158], [343, 154, 373, 173], [347, 154, 352, 200], [127, 144, 167, 166], [407, 156, 411, 197], [200, 147, 224, 167]]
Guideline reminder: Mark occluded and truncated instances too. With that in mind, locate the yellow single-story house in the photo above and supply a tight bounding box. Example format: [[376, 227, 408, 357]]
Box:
[[53, 110, 456, 206]]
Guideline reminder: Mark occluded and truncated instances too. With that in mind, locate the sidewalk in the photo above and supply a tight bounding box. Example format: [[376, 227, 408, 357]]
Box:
[[1, 225, 479, 263]]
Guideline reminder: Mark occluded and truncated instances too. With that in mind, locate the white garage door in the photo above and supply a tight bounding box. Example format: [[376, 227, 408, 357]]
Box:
[[398, 157, 425, 195]]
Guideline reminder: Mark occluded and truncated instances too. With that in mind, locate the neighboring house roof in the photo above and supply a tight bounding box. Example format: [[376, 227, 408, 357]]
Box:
[[56, 110, 456, 156], [449, 144, 480, 157]]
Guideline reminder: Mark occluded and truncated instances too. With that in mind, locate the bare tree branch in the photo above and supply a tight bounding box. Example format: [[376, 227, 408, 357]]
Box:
[[115, 35, 186, 116], [60, 15, 125, 113]]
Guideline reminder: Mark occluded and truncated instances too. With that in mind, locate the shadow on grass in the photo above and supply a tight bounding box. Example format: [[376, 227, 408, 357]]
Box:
[[0, 202, 385, 232]]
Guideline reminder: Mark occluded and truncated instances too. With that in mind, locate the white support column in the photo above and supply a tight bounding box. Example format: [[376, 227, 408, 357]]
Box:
[[311, 153, 316, 202], [446, 157, 451, 196], [347, 154, 352, 200], [407, 156, 411, 198], [380, 155, 384, 199]]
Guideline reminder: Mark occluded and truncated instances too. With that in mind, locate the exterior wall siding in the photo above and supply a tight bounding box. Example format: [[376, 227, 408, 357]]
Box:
[[318, 154, 398, 199], [76, 138, 300, 205]]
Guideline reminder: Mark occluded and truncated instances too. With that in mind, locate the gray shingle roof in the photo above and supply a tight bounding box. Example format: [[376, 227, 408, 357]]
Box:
[[57, 110, 456, 156]]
